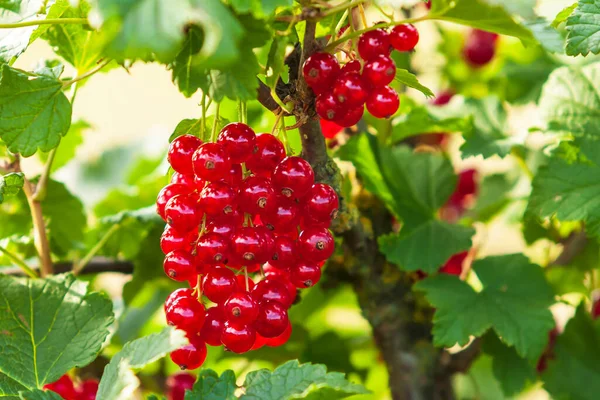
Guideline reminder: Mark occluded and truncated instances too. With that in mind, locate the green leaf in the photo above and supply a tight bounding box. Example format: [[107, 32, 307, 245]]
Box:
[[0, 274, 114, 397], [553, 3, 577, 28], [543, 304, 600, 400], [170, 118, 202, 140], [0, 0, 50, 62], [0, 65, 72, 157], [394, 69, 434, 98], [230, 0, 292, 17], [415, 254, 555, 360], [467, 173, 516, 222], [39, 120, 89, 173], [185, 370, 236, 400], [265, 36, 287, 88], [203, 47, 260, 101], [378, 220, 474, 273], [19, 389, 63, 400], [170, 26, 207, 98], [546, 267, 588, 295], [33, 60, 64, 79], [525, 18, 565, 53], [96, 327, 187, 400], [566, 0, 600, 56], [482, 332, 536, 397], [240, 360, 369, 400], [0, 172, 24, 203]]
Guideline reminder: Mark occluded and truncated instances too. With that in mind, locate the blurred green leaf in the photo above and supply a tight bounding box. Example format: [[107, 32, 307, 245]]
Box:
[[525, 18, 565, 53], [553, 3, 577, 28], [171, 26, 207, 98], [33, 59, 64, 79], [202, 47, 260, 101], [467, 173, 516, 222], [185, 370, 236, 400], [0, 0, 52, 62], [39, 120, 89, 173], [229, 0, 292, 18], [266, 36, 287, 88], [0, 172, 23, 203], [566, 0, 600, 56], [546, 267, 588, 295]]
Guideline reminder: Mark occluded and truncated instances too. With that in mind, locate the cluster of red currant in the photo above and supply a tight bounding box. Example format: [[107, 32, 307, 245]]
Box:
[[304, 24, 419, 127], [157, 123, 339, 369], [44, 375, 98, 400]]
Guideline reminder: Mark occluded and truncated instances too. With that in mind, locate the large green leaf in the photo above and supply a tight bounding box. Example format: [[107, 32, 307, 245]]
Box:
[[543, 304, 600, 400], [19, 389, 63, 400], [394, 69, 434, 98], [0, 274, 114, 398], [0, 172, 24, 203], [0, 65, 72, 157], [0, 0, 50, 62], [467, 173, 516, 222], [378, 220, 474, 273], [203, 47, 261, 101], [96, 327, 187, 400], [170, 26, 206, 98], [566, 0, 600, 56], [525, 18, 565, 53], [415, 254, 555, 360], [185, 370, 237, 400]]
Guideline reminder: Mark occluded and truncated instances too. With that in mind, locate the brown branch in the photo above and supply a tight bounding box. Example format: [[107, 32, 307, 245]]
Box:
[[256, 78, 280, 113], [3, 258, 134, 276], [22, 176, 53, 277]]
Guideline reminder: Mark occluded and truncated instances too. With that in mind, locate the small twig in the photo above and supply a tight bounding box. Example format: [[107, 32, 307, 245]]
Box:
[[0, 246, 38, 279], [0, 18, 87, 29], [62, 59, 111, 88], [321, 0, 367, 18], [73, 224, 121, 275], [22, 177, 53, 277], [256, 79, 281, 113]]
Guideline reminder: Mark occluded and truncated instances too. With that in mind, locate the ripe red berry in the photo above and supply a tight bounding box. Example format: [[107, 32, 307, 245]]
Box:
[[255, 301, 289, 338], [156, 183, 192, 221], [44, 375, 77, 400], [440, 251, 468, 276], [238, 176, 275, 215], [251, 333, 268, 350], [223, 163, 244, 188], [200, 306, 225, 346], [302, 52, 341, 94], [263, 264, 297, 300], [192, 142, 231, 182], [358, 29, 390, 60], [334, 105, 364, 127], [290, 261, 322, 288], [253, 279, 293, 308], [231, 227, 263, 264], [160, 225, 196, 254], [168, 135, 203, 176], [333, 73, 368, 106], [303, 183, 339, 225], [362, 55, 396, 88], [270, 236, 297, 268], [76, 379, 99, 400], [592, 298, 600, 319], [202, 267, 238, 304], [165, 288, 195, 310], [221, 322, 256, 353], [165, 295, 205, 333], [261, 197, 301, 233], [316, 91, 343, 121], [320, 118, 344, 139], [166, 373, 196, 400], [341, 59, 361, 74], [256, 225, 276, 261], [164, 250, 196, 281], [390, 24, 419, 52], [463, 29, 496, 67], [165, 194, 202, 233], [265, 322, 292, 347], [171, 172, 196, 187], [272, 157, 315, 199], [195, 232, 230, 264], [217, 123, 257, 163], [246, 134, 286, 177], [366, 86, 399, 118], [223, 292, 259, 324], [205, 219, 236, 238], [199, 181, 237, 217], [432, 90, 454, 106], [298, 227, 335, 262], [170, 338, 207, 370], [236, 274, 256, 291]]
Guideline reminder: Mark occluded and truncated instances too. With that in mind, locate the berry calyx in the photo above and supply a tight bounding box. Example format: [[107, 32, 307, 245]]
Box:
[[290, 261, 322, 288], [272, 157, 315, 199], [316, 91, 343, 121], [163, 250, 196, 282], [255, 301, 289, 338], [390, 24, 419, 52], [358, 29, 391, 60], [199, 181, 237, 217], [223, 292, 259, 324], [231, 227, 264, 264], [261, 197, 301, 233], [303, 183, 339, 225], [302, 52, 341, 94], [202, 266, 238, 304], [221, 321, 256, 353], [192, 142, 232, 182], [238, 176, 275, 215], [362, 54, 396, 88], [170, 338, 207, 370], [168, 135, 203, 176], [366, 85, 400, 118], [298, 227, 335, 262], [195, 232, 230, 264], [217, 122, 257, 163]]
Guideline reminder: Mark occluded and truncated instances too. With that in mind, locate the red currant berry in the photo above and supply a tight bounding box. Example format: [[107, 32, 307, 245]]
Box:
[[334, 105, 364, 127], [265, 322, 292, 347], [160, 225, 196, 254], [273, 157, 315, 199], [76, 379, 99, 400], [252, 278, 293, 308], [316, 91, 343, 121], [432, 90, 454, 106], [463, 29, 497, 67], [200, 307, 225, 346], [255, 301, 289, 338], [302, 52, 341, 94], [231, 227, 263, 264], [238, 176, 275, 214], [270, 236, 297, 268], [223, 292, 259, 324], [333, 73, 368, 106], [341, 59, 361, 74], [171, 172, 196, 187], [320, 118, 344, 139], [157, 183, 192, 221], [290, 261, 322, 288], [593, 298, 600, 319], [362, 54, 396, 88], [170, 338, 207, 370], [199, 181, 237, 217], [251, 333, 268, 350], [44, 375, 77, 400], [256, 225, 276, 261], [192, 142, 231, 182], [205, 219, 236, 238], [223, 163, 244, 188], [168, 135, 203, 176], [390, 24, 419, 52], [440, 251, 468, 276], [164, 250, 196, 281], [217, 123, 257, 163], [221, 322, 256, 353], [166, 373, 195, 400], [298, 227, 335, 263], [304, 183, 339, 224], [165, 288, 194, 310], [165, 194, 202, 233], [246, 134, 286, 177], [202, 267, 238, 304], [366, 86, 399, 118], [358, 29, 391, 60], [261, 197, 301, 233], [165, 295, 205, 333], [264, 264, 297, 299], [196, 232, 230, 264]]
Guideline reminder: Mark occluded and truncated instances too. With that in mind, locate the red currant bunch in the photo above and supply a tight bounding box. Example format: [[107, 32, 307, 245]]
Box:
[[304, 24, 419, 127], [157, 124, 339, 369]]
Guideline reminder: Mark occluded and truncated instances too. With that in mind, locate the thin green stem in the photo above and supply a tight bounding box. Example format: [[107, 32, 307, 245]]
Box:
[[0, 18, 87, 29], [211, 102, 221, 142], [270, 88, 293, 114], [73, 224, 120, 275], [321, 0, 367, 17], [62, 59, 111, 88], [328, 10, 348, 45], [280, 115, 292, 154], [201, 93, 207, 139], [0, 245, 38, 279]]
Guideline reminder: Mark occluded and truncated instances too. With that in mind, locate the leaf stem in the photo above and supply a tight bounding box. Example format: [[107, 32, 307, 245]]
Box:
[[321, 0, 367, 17], [22, 178, 53, 277], [72, 224, 120, 275], [0, 18, 88, 29], [0, 245, 38, 279], [62, 59, 111, 88], [201, 93, 207, 138], [211, 102, 221, 142], [32, 148, 56, 202]]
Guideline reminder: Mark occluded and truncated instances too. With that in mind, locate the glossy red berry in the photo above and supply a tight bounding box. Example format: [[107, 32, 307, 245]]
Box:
[[366, 86, 399, 118], [164, 250, 196, 281], [192, 142, 231, 182], [165, 294, 205, 333], [200, 307, 225, 346], [236, 274, 256, 291], [362, 55, 396, 88], [166, 373, 196, 400], [463, 29, 497, 67], [202, 267, 238, 304], [341, 59, 361, 74], [157, 183, 192, 221], [165, 288, 195, 310], [298, 227, 334, 262], [290, 261, 322, 288], [44, 375, 77, 400], [302, 52, 341, 94], [358, 29, 390, 60], [205, 219, 236, 238], [231, 227, 263, 264], [432, 90, 454, 106], [316, 91, 343, 121], [253, 278, 293, 308], [320, 118, 344, 139], [334, 105, 364, 127], [270, 236, 297, 268], [246, 134, 286, 177], [440, 251, 468, 276], [264, 264, 297, 300], [256, 225, 276, 261], [221, 322, 256, 353], [165, 194, 202, 233], [272, 157, 315, 199], [196, 232, 230, 264], [199, 181, 237, 217], [217, 122, 257, 163], [171, 172, 196, 187], [160, 225, 196, 254], [390, 24, 419, 52], [333, 73, 368, 106], [255, 301, 289, 338], [238, 176, 275, 214], [265, 322, 292, 347], [304, 183, 339, 224], [170, 339, 207, 370], [261, 197, 301, 233], [223, 292, 259, 324], [223, 163, 244, 188], [168, 135, 203, 175], [76, 379, 99, 400], [251, 333, 268, 350]]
